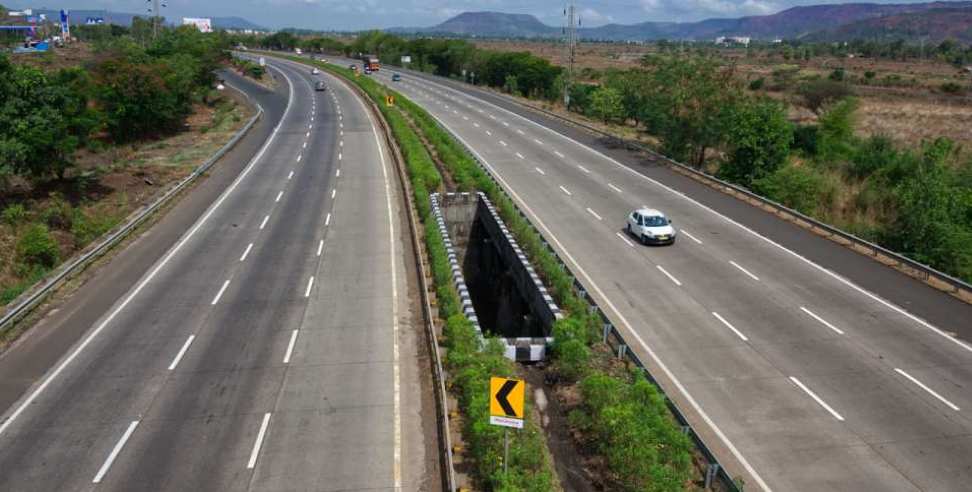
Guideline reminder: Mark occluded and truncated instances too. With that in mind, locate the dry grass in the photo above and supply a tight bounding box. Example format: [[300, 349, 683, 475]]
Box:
[[856, 98, 972, 149]]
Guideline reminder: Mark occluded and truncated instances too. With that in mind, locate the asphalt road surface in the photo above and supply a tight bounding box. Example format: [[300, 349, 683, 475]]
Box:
[[350, 60, 972, 491], [0, 58, 433, 491]]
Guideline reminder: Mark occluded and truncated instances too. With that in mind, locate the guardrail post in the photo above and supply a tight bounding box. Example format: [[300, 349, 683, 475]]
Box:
[[602, 323, 612, 343], [704, 463, 720, 489], [681, 425, 691, 435], [617, 344, 627, 359]]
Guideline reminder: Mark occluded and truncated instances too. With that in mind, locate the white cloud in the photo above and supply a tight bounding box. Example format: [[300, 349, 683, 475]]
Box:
[[578, 7, 614, 26]]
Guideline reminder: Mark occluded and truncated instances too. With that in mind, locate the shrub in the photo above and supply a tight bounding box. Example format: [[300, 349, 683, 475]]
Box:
[[753, 164, 833, 216], [849, 134, 898, 179], [2, 204, 27, 225], [792, 124, 819, 156], [41, 195, 74, 230], [797, 79, 853, 115], [17, 223, 60, 268], [864, 71, 876, 80], [829, 67, 846, 81], [748, 77, 765, 91], [941, 82, 964, 94]]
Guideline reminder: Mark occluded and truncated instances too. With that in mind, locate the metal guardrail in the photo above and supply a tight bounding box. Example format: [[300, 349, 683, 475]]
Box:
[[0, 92, 264, 336], [277, 53, 459, 492], [406, 70, 972, 304], [422, 104, 743, 491]]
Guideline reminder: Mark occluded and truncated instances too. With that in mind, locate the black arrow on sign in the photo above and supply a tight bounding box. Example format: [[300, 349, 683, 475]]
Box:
[[496, 380, 518, 417]]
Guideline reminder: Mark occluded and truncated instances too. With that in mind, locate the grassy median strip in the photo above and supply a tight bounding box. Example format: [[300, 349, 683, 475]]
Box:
[[278, 55, 558, 490], [282, 54, 701, 489]]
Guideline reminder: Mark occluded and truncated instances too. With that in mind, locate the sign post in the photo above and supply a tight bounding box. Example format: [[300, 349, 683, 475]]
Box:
[[489, 376, 525, 475]]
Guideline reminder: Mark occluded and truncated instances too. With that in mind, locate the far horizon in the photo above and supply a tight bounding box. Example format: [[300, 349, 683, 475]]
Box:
[[3, 0, 967, 31]]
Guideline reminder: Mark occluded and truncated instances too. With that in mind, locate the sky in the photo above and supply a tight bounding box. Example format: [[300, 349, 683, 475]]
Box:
[[2, 0, 952, 31]]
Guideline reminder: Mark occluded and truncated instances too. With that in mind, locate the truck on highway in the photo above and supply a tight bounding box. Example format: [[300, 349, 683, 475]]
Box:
[[365, 55, 380, 72]]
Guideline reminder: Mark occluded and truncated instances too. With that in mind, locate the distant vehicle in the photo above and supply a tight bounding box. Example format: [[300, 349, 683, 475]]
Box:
[[391, 73, 401, 82], [363, 67, 372, 75], [625, 208, 676, 245], [315, 81, 327, 91], [364, 55, 380, 71], [311, 68, 320, 75], [295, 48, 302, 55], [349, 64, 357, 71]]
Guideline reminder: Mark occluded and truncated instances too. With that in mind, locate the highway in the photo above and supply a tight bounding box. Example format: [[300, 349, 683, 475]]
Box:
[[0, 58, 435, 490], [346, 60, 972, 491]]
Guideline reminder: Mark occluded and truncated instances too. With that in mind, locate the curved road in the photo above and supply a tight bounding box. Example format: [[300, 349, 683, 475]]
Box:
[[0, 58, 434, 490], [344, 59, 972, 491]]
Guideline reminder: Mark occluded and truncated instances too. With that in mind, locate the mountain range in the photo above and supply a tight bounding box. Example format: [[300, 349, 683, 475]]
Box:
[[390, 2, 972, 42]]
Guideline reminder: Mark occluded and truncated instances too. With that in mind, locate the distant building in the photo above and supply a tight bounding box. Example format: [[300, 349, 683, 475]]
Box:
[[715, 36, 751, 46]]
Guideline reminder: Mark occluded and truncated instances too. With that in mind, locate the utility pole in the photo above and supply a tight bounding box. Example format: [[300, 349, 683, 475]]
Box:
[[563, 1, 578, 108], [146, 0, 165, 39]]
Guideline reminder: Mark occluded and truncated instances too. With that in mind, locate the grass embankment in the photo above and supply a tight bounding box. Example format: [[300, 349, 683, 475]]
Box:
[[0, 97, 249, 310], [286, 54, 699, 490]]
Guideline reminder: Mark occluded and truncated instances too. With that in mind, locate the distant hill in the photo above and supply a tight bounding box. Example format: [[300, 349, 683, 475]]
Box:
[[391, 11, 558, 38], [804, 7, 972, 43], [391, 2, 972, 41], [30, 8, 267, 31]]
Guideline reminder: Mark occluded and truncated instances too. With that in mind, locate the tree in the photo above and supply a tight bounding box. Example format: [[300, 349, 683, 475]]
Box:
[[817, 98, 858, 161], [797, 79, 853, 115], [589, 86, 624, 124], [718, 98, 793, 188], [639, 54, 742, 167]]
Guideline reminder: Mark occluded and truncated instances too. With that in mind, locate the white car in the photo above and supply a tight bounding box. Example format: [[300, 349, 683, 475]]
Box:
[[311, 68, 320, 75], [626, 208, 676, 245]]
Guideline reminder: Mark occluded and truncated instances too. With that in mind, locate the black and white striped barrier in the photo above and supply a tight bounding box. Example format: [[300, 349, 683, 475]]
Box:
[[431, 192, 559, 362]]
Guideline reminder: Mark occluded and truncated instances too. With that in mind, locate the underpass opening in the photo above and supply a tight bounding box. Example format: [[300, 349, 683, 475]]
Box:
[[432, 192, 560, 361]]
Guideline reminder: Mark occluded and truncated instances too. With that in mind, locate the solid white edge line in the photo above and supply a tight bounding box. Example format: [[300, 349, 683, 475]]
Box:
[[0, 63, 296, 439], [168, 335, 196, 370], [615, 232, 634, 247], [515, 152, 524, 159], [283, 329, 299, 364], [681, 229, 703, 244], [304, 276, 314, 298], [893, 368, 960, 411], [240, 243, 253, 262], [331, 189, 336, 199], [712, 311, 749, 341], [789, 376, 845, 421], [729, 260, 760, 281], [92, 420, 140, 483], [275, 190, 284, 202], [586, 208, 602, 221], [607, 183, 623, 193], [287, 170, 294, 180], [800, 307, 845, 335], [246, 412, 272, 469], [416, 73, 972, 357], [352, 83, 403, 490], [325, 213, 331, 226], [317, 239, 324, 256], [427, 116, 773, 492], [211, 279, 231, 305], [656, 265, 683, 287], [559, 185, 571, 196], [259, 215, 270, 230]]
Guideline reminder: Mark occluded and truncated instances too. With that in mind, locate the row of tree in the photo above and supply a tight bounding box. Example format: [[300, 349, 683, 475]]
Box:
[[1, 23, 228, 188]]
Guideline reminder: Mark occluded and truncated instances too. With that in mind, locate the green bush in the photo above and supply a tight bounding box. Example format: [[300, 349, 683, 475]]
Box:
[[941, 82, 964, 94], [748, 77, 765, 91], [71, 209, 120, 248], [849, 134, 898, 179], [2, 204, 27, 225], [41, 195, 74, 231], [753, 164, 833, 216], [792, 124, 819, 156], [829, 67, 846, 81], [574, 371, 693, 491], [17, 223, 60, 268], [797, 79, 853, 115]]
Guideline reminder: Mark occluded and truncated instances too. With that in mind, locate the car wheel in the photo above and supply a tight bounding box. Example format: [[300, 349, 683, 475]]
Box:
[[626, 223, 631, 234], [641, 235, 649, 245]]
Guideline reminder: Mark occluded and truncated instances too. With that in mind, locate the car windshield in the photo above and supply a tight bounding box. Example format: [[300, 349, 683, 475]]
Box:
[[643, 216, 668, 227]]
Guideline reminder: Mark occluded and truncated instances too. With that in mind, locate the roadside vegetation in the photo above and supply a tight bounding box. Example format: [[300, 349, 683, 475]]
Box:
[[275, 52, 701, 490], [1, 20, 241, 309]]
